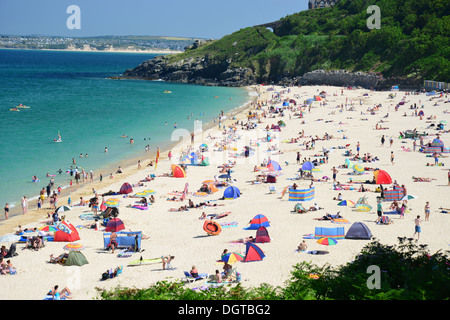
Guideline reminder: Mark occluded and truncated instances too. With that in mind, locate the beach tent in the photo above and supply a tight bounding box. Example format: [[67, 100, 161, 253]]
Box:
[[119, 182, 133, 195], [373, 170, 392, 185], [171, 164, 186, 178], [54, 221, 80, 242], [244, 242, 265, 262], [223, 186, 240, 200], [246, 214, 270, 230], [288, 187, 315, 201], [431, 139, 444, 147], [314, 227, 345, 239], [199, 157, 210, 166], [64, 251, 89, 267], [301, 161, 315, 171], [345, 222, 372, 240], [267, 160, 282, 172], [278, 120, 286, 127], [105, 218, 125, 232], [255, 226, 270, 243]]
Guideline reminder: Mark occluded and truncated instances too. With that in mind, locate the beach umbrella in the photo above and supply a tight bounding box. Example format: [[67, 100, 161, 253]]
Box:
[[221, 252, 245, 264], [38, 225, 59, 232], [331, 218, 350, 224], [316, 237, 338, 246], [63, 242, 85, 251], [401, 195, 418, 201], [301, 161, 315, 171], [337, 200, 355, 206], [218, 174, 232, 180], [104, 198, 120, 207], [353, 164, 364, 174], [0, 234, 21, 243], [55, 205, 72, 213], [373, 170, 392, 184], [202, 180, 215, 185]]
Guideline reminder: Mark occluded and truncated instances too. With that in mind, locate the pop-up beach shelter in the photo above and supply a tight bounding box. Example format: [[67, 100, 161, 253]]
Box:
[[374, 170, 392, 184], [223, 186, 240, 199], [64, 251, 89, 267], [119, 182, 133, 194], [105, 218, 125, 232], [54, 221, 80, 242], [245, 214, 270, 230], [244, 242, 265, 262], [267, 160, 282, 173], [345, 222, 372, 240], [314, 226, 345, 239], [171, 164, 186, 178], [255, 226, 270, 243]]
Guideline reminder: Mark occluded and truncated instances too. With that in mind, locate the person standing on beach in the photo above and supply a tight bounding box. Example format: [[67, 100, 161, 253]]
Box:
[[356, 141, 360, 154], [4, 203, 9, 219], [389, 137, 394, 148], [381, 135, 385, 147], [332, 167, 338, 183], [424, 201, 431, 221], [21, 196, 28, 215], [390, 151, 395, 165], [296, 152, 301, 164], [448, 169, 450, 185], [413, 215, 422, 241]]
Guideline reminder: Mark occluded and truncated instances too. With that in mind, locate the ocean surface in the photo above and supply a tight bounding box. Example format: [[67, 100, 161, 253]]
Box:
[[0, 49, 250, 218]]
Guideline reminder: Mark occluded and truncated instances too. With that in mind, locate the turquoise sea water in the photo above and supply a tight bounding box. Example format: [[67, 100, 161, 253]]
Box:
[[0, 49, 250, 218]]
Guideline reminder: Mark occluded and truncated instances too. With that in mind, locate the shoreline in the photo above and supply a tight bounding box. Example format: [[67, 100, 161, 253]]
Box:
[[0, 47, 183, 54], [0, 86, 258, 235]]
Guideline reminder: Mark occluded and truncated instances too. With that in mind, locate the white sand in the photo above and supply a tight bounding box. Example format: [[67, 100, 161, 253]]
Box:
[[1, 85, 449, 300]]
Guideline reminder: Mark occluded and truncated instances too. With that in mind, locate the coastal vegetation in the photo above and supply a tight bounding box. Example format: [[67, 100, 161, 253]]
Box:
[[98, 238, 450, 300], [159, 0, 449, 83]]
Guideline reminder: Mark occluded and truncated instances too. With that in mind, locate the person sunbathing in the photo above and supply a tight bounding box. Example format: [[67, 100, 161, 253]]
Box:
[[49, 253, 69, 264]]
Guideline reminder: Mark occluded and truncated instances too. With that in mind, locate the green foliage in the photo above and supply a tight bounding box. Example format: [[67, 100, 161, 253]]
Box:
[[166, 0, 449, 83], [99, 239, 449, 300]]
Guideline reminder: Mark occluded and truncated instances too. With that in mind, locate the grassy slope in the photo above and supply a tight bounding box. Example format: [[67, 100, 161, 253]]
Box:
[[167, 0, 450, 83]]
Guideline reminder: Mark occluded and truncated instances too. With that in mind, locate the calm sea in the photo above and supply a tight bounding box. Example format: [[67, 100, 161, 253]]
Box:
[[0, 49, 250, 218]]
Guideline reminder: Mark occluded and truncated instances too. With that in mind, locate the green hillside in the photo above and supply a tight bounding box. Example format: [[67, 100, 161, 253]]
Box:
[[167, 0, 449, 83]]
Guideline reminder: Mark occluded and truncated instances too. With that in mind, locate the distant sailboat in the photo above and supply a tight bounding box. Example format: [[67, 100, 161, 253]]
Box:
[[54, 131, 62, 143]]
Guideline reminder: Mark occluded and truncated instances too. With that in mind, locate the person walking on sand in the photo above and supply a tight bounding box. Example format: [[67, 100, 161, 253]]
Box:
[[413, 215, 422, 241], [21, 196, 28, 215], [389, 137, 394, 148], [391, 151, 395, 165], [4, 203, 9, 220], [424, 201, 431, 221], [381, 135, 385, 147]]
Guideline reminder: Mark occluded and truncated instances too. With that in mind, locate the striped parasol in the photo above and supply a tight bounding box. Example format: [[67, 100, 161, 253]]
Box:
[[221, 252, 245, 264], [338, 200, 355, 206], [38, 225, 59, 232], [104, 198, 120, 207], [331, 218, 350, 224], [63, 242, 85, 251], [353, 164, 364, 174], [316, 237, 338, 246]]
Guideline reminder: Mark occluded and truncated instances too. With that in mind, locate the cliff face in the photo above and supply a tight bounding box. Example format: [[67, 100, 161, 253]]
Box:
[[122, 57, 421, 89], [122, 55, 256, 87]]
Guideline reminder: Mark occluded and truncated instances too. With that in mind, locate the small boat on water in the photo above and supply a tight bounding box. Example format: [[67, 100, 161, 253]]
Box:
[[17, 104, 30, 109], [164, 90, 172, 94]]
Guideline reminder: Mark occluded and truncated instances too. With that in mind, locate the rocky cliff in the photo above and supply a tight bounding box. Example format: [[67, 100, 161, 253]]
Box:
[[121, 55, 421, 89]]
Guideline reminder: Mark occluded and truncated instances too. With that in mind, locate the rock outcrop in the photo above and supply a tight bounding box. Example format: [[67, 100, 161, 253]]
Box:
[[121, 56, 421, 90]]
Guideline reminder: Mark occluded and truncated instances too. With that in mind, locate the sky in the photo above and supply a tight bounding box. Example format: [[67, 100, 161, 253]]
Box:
[[0, 0, 309, 39]]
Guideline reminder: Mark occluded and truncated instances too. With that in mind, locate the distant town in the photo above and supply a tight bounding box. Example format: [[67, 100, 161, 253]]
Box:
[[0, 35, 202, 52]]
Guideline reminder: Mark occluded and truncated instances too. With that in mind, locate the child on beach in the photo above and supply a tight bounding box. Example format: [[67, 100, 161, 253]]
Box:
[[413, 215, 422, 241], [424, 202, 431, 221]]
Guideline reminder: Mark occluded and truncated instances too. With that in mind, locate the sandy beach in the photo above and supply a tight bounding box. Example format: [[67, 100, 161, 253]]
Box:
[[1, 84, 449, 300]]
